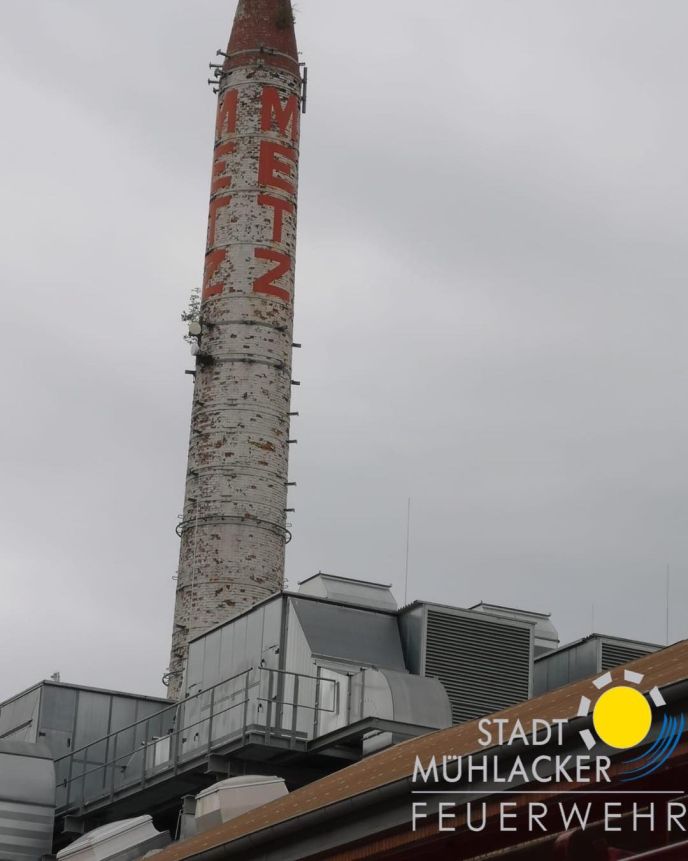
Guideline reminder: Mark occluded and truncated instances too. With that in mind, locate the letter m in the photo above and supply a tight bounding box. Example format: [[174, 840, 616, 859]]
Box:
[[215, 89, 238, 142], [261, 87, 299, 142], [412, 756, 439, 784]]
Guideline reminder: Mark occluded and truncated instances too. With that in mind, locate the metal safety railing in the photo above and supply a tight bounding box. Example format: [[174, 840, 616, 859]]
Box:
[[54, 666, 337, 815]]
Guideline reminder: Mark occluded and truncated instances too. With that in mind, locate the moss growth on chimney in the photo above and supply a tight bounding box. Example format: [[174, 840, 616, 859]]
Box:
[[275, 1, 295, 30]]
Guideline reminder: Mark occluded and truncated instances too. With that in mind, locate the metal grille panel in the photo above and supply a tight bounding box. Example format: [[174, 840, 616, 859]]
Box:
[[600, 642, 656, 672], [425, 610, 531, 724]]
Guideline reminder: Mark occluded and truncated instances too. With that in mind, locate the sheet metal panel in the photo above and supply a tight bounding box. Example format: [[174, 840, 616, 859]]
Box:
[[0, 741, 54, 861], [1, 682, 169, 811], [381, 669, 451, 728], [0, 687, 40, 743], [186, 596, 284, 695], [283, 599, 316, 737], [290, 598, 406, 671], [534, 635, 660, 694], [179, 597, 287, 750], [397, 605, 425, 675], [533, 636, 599, 695], [297, 575, 398, 611], [316, 668, 351, 737]]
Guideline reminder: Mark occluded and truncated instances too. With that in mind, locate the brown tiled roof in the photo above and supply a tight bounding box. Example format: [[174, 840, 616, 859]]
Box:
[[151, 640, 688, 861]]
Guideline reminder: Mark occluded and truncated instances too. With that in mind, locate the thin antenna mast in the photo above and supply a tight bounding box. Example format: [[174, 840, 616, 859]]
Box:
[[404, 498, 411, 605], [666, 564, 671, 646]]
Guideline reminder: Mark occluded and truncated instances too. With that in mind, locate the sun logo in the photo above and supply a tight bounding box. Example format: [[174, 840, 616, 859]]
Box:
[[577, 670, 685, 782]]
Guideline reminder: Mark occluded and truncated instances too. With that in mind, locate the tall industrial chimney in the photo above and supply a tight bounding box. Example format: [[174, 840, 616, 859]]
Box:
[[167, 0, 303, 700]]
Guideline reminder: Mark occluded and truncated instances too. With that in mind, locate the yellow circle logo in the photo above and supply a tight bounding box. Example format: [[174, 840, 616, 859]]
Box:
[[592, 685, 652, 750]]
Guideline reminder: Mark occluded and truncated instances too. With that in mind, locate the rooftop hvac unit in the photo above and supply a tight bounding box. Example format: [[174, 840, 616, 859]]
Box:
[[0, 680, 171, 809], [56, 816, 170, 861], [534, 634, 661, 695], [399, 604, 533, 724]]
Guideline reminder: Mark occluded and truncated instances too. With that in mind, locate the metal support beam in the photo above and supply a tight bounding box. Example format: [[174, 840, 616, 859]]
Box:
[[206, 754, 231, 779], [62, 815, 87, 836]]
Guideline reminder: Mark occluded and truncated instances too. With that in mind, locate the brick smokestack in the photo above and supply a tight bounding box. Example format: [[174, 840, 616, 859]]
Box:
[[167, 0, 302, 700]]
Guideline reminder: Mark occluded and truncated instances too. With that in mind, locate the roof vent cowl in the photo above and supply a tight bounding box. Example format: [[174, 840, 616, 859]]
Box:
[[190, 775, 288, 837]]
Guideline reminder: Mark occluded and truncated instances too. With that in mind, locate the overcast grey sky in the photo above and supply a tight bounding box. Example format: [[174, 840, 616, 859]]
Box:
[[1, 0, 687, 702]]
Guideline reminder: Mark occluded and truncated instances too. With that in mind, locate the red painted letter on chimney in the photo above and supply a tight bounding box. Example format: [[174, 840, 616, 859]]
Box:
[[202, 249, 227, 300], [258, 141, 296, 194], [207, 195, 232, 248], [258, 194, 294, 243], [215, 89, 238, 142], [253, 248, 291, 302], [261, 87, 300, 143], [212, 143, 236, 194]]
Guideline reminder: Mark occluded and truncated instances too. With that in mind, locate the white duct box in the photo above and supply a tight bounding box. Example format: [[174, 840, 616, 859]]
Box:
[[57, 816, 170, 861], [194, 775, 288, 834]]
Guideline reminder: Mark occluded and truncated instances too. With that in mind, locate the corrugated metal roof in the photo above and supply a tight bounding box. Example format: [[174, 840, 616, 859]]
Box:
[[148, 639, 688, 861]]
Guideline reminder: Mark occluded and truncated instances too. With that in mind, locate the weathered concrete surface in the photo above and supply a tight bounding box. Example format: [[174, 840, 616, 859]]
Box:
[[168, 0, 302, 700]]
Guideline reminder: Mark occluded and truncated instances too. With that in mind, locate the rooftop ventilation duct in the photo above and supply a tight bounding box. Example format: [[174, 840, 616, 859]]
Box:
[[0, 740, 55, 861], [353, 669, 452, 756], [400, 604, 534, 723], [191, 775, 288, 836], [470, 602, 559, 657], [0, 679, 171, 809], [534, 634, 661, 695], [297, 574, 398, 612], [56, 816, 170, 861]]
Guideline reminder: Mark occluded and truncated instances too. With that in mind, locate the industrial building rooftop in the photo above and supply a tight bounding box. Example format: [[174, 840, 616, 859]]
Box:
[[142, 639, 688, 861]]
